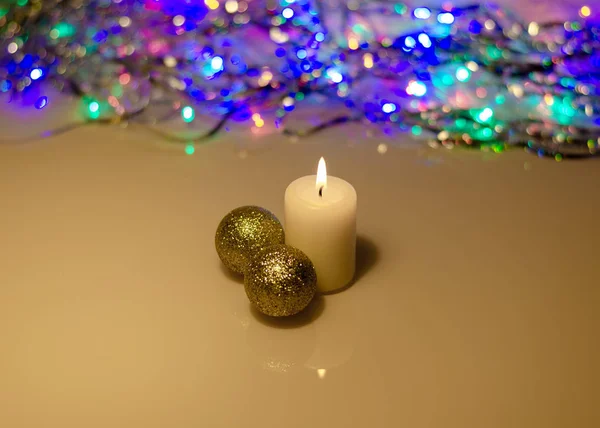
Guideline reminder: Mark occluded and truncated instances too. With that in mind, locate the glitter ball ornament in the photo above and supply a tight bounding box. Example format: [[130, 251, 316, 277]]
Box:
[[215, 206, 285, 275], [245, 244, 317, 317]]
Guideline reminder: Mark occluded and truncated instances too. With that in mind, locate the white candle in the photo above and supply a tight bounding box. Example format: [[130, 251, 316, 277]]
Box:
[[284, 158, 357, 293]]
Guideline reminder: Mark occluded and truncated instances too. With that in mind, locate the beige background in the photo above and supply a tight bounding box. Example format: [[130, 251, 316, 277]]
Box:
[[1, 2, 599, 426], [1, 122, 599, 428]]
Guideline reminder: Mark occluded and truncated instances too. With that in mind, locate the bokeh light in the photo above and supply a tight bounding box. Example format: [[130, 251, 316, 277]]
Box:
[[182, 106, 195, 122], [0, 0, 597, 157]]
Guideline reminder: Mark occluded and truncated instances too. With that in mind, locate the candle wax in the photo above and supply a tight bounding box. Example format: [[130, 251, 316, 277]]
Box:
[[284, 175, 357, 293]]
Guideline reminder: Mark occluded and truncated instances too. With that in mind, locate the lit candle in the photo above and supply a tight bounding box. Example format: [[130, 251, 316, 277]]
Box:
[[284, 158, 357, 293]]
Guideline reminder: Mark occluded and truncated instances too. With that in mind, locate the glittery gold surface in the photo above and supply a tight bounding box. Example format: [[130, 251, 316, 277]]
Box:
[[215, 206, 285, 275], [245, 244, 317, 317]]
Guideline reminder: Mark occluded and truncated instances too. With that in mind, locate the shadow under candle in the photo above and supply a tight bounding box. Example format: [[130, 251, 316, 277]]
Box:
[[321, 234, 380, 295], [224, 234, 378, 326]]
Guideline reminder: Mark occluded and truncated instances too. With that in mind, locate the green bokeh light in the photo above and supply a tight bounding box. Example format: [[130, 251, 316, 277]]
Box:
[[442, 74, 454, 85], [455, 118, 467, 129], [182, 106, 195, 122], [394, 4, 408, 15], [551, 97, 576, 125], [481, 128, 493, 139], [486, 46, 503, 60], [112, 84, 123, 97], [51, 22, 77, 38], [82, 96, 100, 120]]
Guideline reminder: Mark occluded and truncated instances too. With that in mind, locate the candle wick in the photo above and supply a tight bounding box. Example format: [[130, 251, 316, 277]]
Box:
[[319, 186, 323, 197]]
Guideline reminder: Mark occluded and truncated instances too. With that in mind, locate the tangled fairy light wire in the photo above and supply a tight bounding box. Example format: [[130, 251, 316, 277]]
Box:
[[1, 0, 599, 158]]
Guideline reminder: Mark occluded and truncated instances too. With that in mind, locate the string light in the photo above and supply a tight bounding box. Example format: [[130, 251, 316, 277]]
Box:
[[252, 113, 265, 128], [456, 67, 471, 82], [225, 1, 238, 14], [0, 1, 598, 158], [437, 12, 454, 24], [30, 68, 42, 80], [476, 107, 494, 123], [466, 61, 479, 72], [528, 22, 539, 36], [205, 0, 219, 10], [418, 33, 431, 48], [211, 56, 224, 71], [348, 36, 359, 50], [258, 70, 273, 87], [35, 96, 48, 109], [326, 68, 343, 83], [87, 100, 100, 120], [579, 6, 591, 18], [406, 80, 427, 97], [414, 8, 431, 19], [382, 103, 396, 113], [182, 106, 195, 122]]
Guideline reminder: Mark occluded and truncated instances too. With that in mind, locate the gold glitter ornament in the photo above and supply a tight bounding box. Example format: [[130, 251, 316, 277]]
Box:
[[215, 206, 285, 274], [245, 244, 317, 317]]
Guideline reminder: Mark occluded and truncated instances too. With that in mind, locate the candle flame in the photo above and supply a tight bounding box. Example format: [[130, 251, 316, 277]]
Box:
[[316, 157, 327, 193]]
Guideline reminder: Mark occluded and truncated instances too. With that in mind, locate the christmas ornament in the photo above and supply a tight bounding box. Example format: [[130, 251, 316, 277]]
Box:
[[245, 244, 317, 317], [215, 206, 285, 275]]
